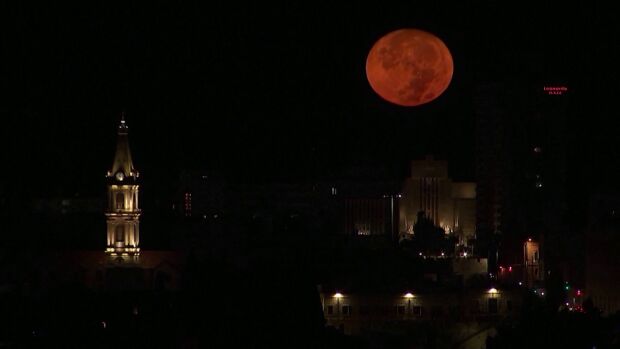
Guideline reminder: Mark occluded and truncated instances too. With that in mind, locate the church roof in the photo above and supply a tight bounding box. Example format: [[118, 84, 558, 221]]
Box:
[[109, 114, 138, 179]]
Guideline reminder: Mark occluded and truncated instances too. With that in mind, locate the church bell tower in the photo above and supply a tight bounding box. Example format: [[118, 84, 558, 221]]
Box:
[[105, 114, 140, 258]]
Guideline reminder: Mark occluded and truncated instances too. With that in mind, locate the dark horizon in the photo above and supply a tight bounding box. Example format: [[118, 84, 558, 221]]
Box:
[[3, 2, 619, 197]]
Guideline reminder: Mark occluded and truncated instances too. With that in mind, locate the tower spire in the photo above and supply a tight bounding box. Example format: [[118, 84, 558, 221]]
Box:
[[105, 113, 141, 259], [109, 112, 137, 180]]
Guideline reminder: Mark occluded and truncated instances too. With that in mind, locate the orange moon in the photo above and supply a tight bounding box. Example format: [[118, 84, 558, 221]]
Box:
[[366, 29, 453, 107]]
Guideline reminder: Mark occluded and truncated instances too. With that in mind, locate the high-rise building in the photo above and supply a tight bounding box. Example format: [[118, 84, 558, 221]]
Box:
[[475, 81, 573, 278], [105, 115, 141, 258], [474, 83, 504, 240], [399, 156, 476, 249], [344, 196, 396, 237]]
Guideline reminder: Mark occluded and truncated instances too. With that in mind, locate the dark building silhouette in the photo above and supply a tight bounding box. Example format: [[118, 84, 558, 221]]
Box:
[[585, 193, 620, 314], [474, 80, 577, 285]]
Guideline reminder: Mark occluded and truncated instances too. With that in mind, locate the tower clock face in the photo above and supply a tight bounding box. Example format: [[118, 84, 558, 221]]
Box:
[[115, 171, 125, 181]]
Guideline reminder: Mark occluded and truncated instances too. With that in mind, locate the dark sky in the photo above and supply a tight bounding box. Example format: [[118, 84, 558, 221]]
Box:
[[2, 2, 619, 197]]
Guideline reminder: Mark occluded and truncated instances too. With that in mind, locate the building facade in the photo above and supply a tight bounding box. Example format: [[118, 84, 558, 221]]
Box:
[[344, 197, 397, 237], [523, 239, 544, 287], [105, 116, 141, 258], [399, 157, 476, 248], [319, 286, 521, 336], [474, 82, 574, 272]]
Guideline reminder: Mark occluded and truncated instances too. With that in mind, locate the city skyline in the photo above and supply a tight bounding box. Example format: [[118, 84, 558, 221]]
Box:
[[3, 3, 620, 347]]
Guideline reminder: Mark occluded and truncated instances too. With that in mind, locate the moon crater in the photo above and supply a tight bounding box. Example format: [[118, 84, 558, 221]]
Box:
[[366, 29, 453, 107]]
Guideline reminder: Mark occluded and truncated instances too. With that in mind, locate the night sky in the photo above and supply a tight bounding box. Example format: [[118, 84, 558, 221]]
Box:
[[3, 2, 619, 198]]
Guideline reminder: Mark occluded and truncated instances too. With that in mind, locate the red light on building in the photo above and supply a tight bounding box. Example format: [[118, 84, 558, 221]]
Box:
[[508, 266, 512, 272], [543, 86, 568, 95], [576, 289, 582, 296]]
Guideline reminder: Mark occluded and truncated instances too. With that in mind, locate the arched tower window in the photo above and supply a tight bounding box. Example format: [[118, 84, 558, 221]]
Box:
[[115, 225, 125, 242], [116, 193, 124, 210]]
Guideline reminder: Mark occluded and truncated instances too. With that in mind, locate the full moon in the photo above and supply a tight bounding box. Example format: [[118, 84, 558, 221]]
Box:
[[366, 28, 453, 107]]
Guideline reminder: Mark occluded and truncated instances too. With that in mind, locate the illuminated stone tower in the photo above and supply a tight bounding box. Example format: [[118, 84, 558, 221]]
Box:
[[105, 115, 140, 258]]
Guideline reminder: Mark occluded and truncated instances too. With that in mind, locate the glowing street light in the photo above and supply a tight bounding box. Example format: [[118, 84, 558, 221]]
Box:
[[404, 292, 414, 315], [334, 292, 343, 316]]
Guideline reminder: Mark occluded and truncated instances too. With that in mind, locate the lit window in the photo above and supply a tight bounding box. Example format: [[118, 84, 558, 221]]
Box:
[[331, 187, 337, 195], [533, 146, 542, 153]]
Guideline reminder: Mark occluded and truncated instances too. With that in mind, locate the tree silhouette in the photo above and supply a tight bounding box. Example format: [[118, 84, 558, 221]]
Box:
[[404, 211, 455, 256]]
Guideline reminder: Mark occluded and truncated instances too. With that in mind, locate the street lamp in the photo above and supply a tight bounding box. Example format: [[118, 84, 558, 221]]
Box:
[[334, 293, 343, 316], [405, 292, 414, 315]]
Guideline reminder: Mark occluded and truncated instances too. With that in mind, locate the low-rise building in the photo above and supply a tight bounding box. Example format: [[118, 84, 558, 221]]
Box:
[[318, 285, 522, 335]]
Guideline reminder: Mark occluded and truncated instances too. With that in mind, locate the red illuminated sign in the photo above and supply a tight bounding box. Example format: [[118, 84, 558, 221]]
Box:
[[543, 86, 568, 95]]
